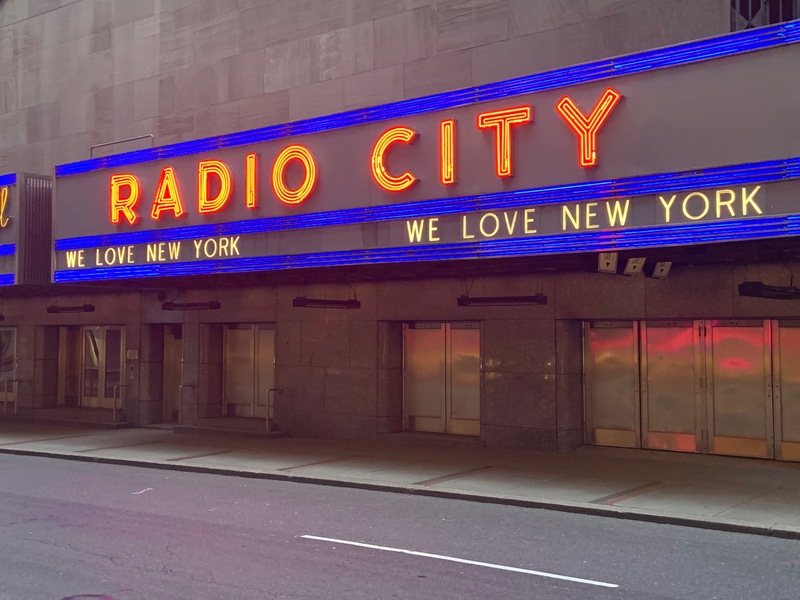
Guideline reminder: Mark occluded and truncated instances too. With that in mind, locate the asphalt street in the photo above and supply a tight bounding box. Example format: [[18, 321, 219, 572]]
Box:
[[0, 453, 797, 600]]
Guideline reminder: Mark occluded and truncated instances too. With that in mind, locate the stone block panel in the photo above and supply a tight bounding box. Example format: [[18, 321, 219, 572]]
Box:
[[237, 90, 290, 130], [274, 364, 326, 432], [484, 319, 556, 374], [350, 321, 377, 369], [436, 0, 508, 53], [289, 77, 344, 121], [378, 321, 403, 369], [403, 49, 472, 99], [556, 372, 583, 431], [645, 264, 734, 319], [555, 319, 583, 375], [138, 400, 164, 426], [324, 366, 378, 416], [276, 321, 302, 367], [377, 367, 402, 417], [300, 320, 351, 368], [377, 414, 403, 433], [556, 271, 646, 319], [482, 371, 556, 429], [557, 428, 583, 452], [343, 65, 403, 110]]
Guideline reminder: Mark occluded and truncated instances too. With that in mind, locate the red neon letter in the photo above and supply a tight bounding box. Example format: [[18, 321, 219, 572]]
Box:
[[371, 126, 418, 192], [556, 88, 622, 167], [110, 173, 140, 225], [198, 160, 232, 214], [440, 119, 456, 185], [150, 167, 186, 220], [245, 153, 258, 209], [271, 145, 317, 205], [476, 106, 532, 178]]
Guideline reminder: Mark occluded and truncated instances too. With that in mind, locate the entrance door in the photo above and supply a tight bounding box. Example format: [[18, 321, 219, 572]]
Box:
[[223, 324, 275, 418], [706, 320, 773, 458], [773, 321, 800, 461], [403, 322, 480, 436], [162, 325, 182, 423], [584, 321, 639, 448], [81, 326, 124, 409], [640, 321, 702, 453], [586, 319, 784, 459]]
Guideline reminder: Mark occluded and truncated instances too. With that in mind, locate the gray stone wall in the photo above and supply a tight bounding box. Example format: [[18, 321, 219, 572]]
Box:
[[0, 0, 726, 175]]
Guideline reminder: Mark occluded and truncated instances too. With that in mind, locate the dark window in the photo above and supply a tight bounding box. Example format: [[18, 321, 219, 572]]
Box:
[[731, 0, 798, 30]]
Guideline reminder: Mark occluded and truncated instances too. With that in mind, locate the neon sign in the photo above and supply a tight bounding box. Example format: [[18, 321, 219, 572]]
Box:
[[556, 88, 622, 167], [476, 106, 533, 177], [0, 186, 10, 228], [105, 89, 623, 226]]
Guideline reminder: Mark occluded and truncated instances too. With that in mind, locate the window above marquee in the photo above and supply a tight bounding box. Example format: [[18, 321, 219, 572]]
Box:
[[731, 0, 798, 30]]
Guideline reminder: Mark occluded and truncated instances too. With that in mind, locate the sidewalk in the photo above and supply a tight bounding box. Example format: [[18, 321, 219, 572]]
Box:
[[0, 421, 798, 539]]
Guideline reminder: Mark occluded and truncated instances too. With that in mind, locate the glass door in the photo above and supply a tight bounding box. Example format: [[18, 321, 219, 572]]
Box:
[[81, 326, 123, 409], [403, 322, 481, 435]]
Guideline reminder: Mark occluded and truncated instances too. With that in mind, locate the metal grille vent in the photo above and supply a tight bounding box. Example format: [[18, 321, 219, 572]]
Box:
[[19, 174, 53, 284], [731, 0, 798, 30]]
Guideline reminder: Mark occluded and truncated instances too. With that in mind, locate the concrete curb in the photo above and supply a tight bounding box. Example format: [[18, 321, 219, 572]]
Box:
[[2, 446, 798, 541]]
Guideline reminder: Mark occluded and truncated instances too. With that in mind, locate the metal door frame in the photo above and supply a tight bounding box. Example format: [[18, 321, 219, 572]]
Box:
[[770, 320, 800, 461], [80, 325, 124, 409], [402, 321, 482, 436]]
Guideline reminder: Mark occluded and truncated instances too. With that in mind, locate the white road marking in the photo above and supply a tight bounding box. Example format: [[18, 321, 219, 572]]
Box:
[[131, 488, 153, 495], [301, 535, 619, 589]]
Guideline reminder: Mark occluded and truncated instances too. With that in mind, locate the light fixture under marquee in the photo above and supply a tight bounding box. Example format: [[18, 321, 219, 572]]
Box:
[[47, 303, 96, 314], [457, 294, 547, 306], [738, 281, 800, 300], [292, 296, 361, 309], [622, 257, 647, 276], [645, 261, 672, 279], [598, 252, 618, 274], [161, 300, 221, 311]]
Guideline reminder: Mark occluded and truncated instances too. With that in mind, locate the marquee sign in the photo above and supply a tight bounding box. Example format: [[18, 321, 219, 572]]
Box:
[[52, 22, 800, 282], [0, 174, 16, 285], [0, 173, 53, 286], [105, 88, 621, 228]]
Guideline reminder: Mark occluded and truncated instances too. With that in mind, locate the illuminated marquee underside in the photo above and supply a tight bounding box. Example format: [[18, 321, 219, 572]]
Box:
[[53, 215, 800, 283]]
